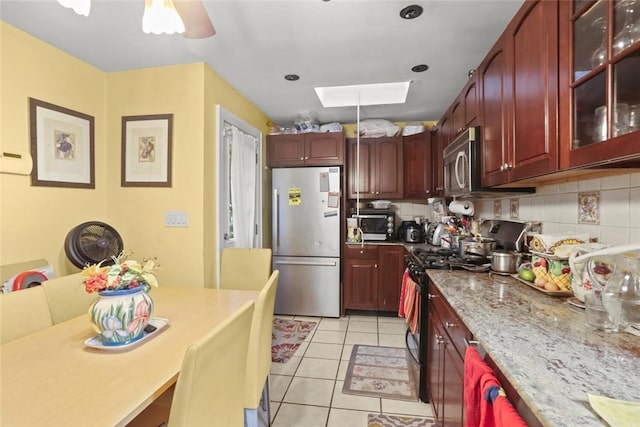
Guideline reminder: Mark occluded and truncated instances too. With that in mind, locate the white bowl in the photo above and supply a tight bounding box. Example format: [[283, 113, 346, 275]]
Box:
[[370, 200, 391, 209]]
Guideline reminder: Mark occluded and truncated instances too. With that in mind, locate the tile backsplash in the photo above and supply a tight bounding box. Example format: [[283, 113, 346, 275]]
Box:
[[474, 171, 640, 245]]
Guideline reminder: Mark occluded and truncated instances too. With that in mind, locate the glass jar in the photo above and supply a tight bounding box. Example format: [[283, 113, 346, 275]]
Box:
[[602, 253, 640, 328]]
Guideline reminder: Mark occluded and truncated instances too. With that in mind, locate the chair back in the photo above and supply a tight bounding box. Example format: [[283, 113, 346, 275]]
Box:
[[168, 300, 255, 427], [244, 270, 279, 409], [219, 248, 272, 291], [42, 273, 98, 324], [0, 286, 53, 344]]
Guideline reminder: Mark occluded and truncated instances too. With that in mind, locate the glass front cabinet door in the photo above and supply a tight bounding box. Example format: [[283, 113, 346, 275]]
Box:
[[563, 0, 640, 168]]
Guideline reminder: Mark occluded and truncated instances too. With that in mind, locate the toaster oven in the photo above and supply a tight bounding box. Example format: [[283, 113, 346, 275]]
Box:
[[350, 208, 395, 241]]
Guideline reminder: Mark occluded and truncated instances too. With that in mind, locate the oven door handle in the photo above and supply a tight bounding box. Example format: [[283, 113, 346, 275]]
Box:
[[405, 328, 420, 365]]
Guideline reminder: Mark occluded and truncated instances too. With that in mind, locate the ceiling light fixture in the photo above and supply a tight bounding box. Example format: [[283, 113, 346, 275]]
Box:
[[284, 74, 300, 81], [411, 64, 429, 72], [57, 0, 90, 17], [142, 0, 185, 35], [314, 82, 411, 108], [400, 5, 423, 20]]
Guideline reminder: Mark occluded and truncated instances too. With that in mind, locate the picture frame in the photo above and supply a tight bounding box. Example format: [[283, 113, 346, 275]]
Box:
[[121, 114, 173, 187], [29, 97, 95, 188]]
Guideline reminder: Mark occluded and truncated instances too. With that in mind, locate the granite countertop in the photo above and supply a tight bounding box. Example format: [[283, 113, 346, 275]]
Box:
[[426, 269, 640, 427]]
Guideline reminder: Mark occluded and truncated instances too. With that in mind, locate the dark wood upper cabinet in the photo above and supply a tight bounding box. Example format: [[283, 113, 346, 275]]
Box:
[[463, 75, 478, 127], [479, 34, 511, 187], [450, 100, 465, 140], [510, 0, 559, 181], [403, 132, 433, 199], [480, 0, 559, 187], [347, 137, 403, 199], [451, 74, 479, 140], [431, 125, 445, 197], [266, 132, 344, 167], [559, 0, 640, 169]]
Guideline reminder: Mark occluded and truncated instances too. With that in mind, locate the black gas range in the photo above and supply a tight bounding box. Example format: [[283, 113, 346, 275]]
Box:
[[407, 246, 491, 274], [403, 245, 490, 404]]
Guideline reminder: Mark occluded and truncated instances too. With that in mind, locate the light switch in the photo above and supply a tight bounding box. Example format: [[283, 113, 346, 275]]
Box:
[[165, 211, 189, 227]]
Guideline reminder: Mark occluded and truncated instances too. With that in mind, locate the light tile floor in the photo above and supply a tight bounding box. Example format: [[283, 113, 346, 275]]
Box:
[[269, 314, 434, 427]]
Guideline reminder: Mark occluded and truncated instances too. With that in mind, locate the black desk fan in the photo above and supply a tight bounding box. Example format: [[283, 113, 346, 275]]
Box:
[[64, 221, 124, 268]]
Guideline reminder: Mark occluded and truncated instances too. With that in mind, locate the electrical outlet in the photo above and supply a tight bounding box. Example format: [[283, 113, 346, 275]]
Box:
[[165, 211, 189, 227]]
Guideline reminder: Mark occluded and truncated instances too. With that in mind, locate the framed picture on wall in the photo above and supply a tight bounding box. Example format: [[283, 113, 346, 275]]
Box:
[[121, 114, 173, 187], [29, 97, 95, 188]]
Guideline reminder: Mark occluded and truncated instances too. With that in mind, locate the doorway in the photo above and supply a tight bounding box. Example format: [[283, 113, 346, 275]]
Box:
[[216, 106, 263, 280]]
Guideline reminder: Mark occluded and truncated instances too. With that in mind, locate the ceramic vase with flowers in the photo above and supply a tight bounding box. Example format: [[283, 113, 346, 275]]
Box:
[[83, 252, 158, 346]]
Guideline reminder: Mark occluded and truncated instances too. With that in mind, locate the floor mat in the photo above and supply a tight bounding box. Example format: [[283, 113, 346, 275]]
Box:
[[343, 345, 418, 401], [367, 413, 436, 427], [271, 318, 316, 363]]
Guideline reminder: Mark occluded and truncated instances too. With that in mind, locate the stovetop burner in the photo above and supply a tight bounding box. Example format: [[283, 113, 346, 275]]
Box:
[[409, 247, 489, 271]]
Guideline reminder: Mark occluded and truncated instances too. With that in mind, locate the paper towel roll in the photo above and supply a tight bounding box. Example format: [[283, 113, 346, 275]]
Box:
[[449, 200, 474, 216]]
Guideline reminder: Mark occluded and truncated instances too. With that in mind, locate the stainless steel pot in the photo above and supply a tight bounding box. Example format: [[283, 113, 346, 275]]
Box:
[[490, 250, 522, 274], [458, 237, 497, 258]]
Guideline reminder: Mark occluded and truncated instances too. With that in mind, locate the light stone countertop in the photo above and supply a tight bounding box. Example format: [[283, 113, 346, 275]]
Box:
[[426, 269, 640, 427]]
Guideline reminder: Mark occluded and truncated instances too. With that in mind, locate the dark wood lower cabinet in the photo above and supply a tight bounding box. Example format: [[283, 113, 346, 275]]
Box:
[[344, 244, 404, 312], [427, 285, 467, 427], [377, 245, 405, 312], [427, 280, 543, 427]]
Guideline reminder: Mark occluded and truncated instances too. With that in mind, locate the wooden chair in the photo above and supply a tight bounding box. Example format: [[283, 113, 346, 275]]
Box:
[[42, 273, 98, 324], [244, 270, 279, 427], [168, 300, 255, 427], [219, 248, 272, 291], [0, 286, 53, 344]]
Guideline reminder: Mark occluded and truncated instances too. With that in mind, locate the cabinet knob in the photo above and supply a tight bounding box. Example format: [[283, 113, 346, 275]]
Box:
[[427, 293, 439, 300], [500, 164, 505, 172], [375, 264, 378, 268], [305, 157, 309, 160], [458, 127, 465, 133], [506, 163, 512, 170], [436, 335, 445, 345], [300, 157, 304, 161], [425, 190, 430, 194], [444, 321, 456, 329]]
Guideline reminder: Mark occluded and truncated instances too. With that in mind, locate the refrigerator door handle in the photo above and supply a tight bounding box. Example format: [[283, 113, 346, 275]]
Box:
[[274, 260, 338, 267], [273, 189, 279, 253]]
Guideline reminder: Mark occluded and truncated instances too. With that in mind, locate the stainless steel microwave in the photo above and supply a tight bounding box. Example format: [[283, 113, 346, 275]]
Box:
[[443, 127, 535, 198], [443, 127, 480, 198]]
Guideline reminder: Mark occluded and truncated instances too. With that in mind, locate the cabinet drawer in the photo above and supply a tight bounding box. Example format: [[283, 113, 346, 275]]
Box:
[[428, 283, 472, 359], [344, 245, 379, 259]]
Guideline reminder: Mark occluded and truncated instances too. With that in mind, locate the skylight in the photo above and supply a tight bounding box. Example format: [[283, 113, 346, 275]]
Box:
[[314, 81, 411, 107]]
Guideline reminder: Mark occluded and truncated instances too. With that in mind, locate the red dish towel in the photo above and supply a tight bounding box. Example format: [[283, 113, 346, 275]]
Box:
[[398, 268, 410, 318], [464, 346, 495, 427], [403, 275, 420, 334], [485, 384, 528, 427], [465, 346, 528, 427]]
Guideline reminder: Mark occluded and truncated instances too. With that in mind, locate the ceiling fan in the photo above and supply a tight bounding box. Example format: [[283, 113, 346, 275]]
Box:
[[57, 0, 215, 39], [163, 0, 216, 39]]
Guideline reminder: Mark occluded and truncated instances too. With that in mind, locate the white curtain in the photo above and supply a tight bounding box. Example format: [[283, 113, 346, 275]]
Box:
[[229, 125, 257, 248]]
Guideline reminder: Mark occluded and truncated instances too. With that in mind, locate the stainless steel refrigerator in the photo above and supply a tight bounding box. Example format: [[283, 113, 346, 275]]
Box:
[[272, 166, 341, 317]]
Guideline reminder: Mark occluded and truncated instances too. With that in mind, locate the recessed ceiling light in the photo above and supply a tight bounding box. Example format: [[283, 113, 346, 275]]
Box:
[[411, 64, 429, 73], [314, 82, 411, 108], [400, 5, 423, 20], [284, 74, 300, 81]]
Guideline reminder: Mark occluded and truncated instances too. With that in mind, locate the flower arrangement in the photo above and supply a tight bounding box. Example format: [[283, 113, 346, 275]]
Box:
[[82, 251, 158, 294]]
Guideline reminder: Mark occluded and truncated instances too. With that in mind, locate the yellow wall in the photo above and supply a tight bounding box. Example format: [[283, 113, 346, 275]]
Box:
[[1, 22, 270, 288], [0, 22, 107, 276]]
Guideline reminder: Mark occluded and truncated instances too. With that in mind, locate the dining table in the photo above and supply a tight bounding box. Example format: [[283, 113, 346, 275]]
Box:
[[0, 286, 259, 427]]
